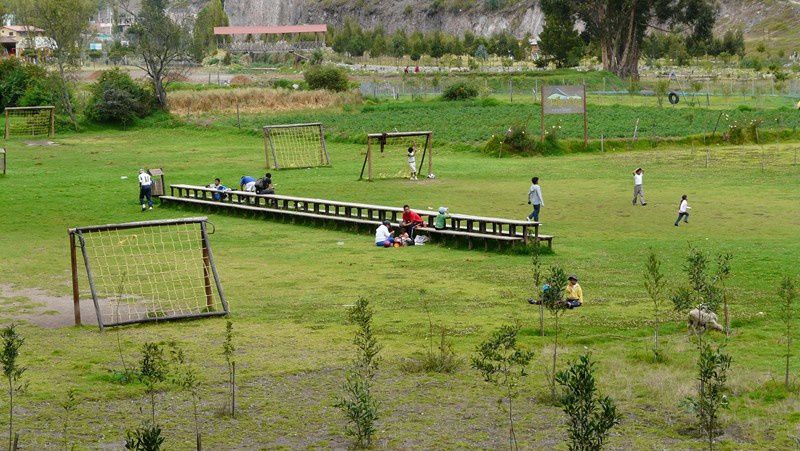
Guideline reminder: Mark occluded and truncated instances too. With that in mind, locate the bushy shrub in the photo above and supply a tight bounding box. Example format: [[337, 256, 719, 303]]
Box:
[[0, 58, 51, 109], [271, 79, 307, 90], [86, 69, 155, 125], [441, 81, 479, 100], [484, 123, 560, 156], [303, 65, 349, 92]]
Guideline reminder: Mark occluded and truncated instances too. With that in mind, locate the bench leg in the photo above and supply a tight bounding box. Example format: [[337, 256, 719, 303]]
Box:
[[468, 237, 473, 250]]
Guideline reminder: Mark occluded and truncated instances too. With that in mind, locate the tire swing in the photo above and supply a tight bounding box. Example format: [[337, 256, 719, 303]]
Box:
[[668, 91, 680, 105]]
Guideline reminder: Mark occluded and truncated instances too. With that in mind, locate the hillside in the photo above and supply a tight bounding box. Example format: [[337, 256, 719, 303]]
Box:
[[115, 0, 800, 49]]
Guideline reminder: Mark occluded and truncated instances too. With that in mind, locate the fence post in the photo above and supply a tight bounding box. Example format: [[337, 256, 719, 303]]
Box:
[[705, 149, 710, 168], [509, 78, 513, 103], [600, 134, 604, 152], [236, 99, 241, 129]]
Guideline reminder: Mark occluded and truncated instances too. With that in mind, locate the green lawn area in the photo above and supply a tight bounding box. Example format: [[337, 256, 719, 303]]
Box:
[[0, 121, 799, 449], [200, 97, 800, 147]]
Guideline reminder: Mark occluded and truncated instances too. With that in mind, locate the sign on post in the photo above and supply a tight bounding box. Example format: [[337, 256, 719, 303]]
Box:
[[541, 85, 588, 146]]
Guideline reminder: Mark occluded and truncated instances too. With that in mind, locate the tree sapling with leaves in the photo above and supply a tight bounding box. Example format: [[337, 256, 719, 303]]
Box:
[[336, 298, 381, 449], [222, 320, 236, 417], [60, 388, 80, 451], [542, 265, 569, 400], [1, 324, 25, 451], [780, 276, 797, 389], [471, 324, 533, 451], [644, 250, 667, 361], [683, 343, 731, 451], [556, 354, 621, 451], [169, 343, 202, 446]]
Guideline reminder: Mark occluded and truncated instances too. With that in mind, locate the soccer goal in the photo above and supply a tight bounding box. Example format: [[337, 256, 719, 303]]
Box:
[[3, 106, 55, 139], [69, 217, 229, 329], [360, 131, 433, 181], [263, 122, 331, 169]]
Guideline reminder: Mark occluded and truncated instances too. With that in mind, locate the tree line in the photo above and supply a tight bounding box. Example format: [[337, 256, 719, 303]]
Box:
[[329, 18, 529, 62]]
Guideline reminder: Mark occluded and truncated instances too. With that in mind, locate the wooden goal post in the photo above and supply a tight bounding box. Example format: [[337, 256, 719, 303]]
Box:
[[360, 131, 433, 181], [69, 216, 229, 329], [4, 106, 55, 139], [263, 122, 330, 169]]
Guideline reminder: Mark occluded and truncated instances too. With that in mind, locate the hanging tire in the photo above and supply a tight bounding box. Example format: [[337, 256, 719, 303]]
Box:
[[668, 91, 680, 105]]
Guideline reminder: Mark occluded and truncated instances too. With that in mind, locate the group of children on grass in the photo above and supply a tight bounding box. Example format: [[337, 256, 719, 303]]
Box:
[[374, 205, 449, 248], [525, 168, 691, 227]]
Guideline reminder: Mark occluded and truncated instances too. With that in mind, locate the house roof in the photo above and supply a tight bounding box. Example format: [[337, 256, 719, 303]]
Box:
[[214, 24, 327, 36], [2, 25, 45, 33]]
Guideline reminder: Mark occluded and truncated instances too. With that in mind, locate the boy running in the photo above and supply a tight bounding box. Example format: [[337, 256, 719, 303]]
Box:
[[674, 195, 691, 226], [138, 169, 153, 211]]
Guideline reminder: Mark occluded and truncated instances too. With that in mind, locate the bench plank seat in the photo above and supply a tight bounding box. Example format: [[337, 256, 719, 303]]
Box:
[[163, 184, 554, 249]]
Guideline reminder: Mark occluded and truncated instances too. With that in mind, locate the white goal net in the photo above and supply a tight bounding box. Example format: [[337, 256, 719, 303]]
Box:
[[70, 217, 229, 329], [3, 106, 54, 139], [263, 122, 330, 169], [361, 131, 433, 181]]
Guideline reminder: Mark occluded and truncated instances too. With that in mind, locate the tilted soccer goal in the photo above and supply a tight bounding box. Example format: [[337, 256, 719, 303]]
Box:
[[69, 217, 229, 329], [263, 122, 331, 169], [360, 131, 433, 181], [4, 106, 55, 139]]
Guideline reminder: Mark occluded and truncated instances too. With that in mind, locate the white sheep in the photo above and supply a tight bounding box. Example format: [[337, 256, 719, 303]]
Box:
[[688, 305, 724, 333]]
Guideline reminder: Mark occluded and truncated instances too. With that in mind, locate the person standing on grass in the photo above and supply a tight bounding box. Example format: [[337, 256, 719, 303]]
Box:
[[632, 167, 647, 206], [401, 204, 425, 239], [407, 144, 418, 180], [527, 177, 543, 222], [675, 194, 691, 226], [138, 169, 153, 211]]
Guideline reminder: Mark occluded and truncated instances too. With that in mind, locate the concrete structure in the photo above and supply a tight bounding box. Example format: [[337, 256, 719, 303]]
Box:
[[0, 26, 49, 57]]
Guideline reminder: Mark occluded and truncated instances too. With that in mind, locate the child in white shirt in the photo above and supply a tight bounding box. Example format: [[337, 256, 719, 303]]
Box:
[[407, 146, 417, 180], [675, 195, 690, 226], [138, 169, 153, 211]]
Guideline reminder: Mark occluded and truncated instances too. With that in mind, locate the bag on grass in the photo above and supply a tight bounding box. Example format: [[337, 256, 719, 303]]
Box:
[[414, 235, 429, 246]]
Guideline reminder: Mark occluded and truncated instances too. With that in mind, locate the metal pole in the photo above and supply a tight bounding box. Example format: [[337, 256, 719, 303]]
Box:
[[200, 221, 229, 314], [70, 232, 81, 326], [76, 232, 105, 331]]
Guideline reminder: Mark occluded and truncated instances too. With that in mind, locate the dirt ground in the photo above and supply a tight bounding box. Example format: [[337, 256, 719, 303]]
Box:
[[0, 284, 99, 328]]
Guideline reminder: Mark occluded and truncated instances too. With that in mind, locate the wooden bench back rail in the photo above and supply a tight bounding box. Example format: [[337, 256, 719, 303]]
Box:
[[168, 184, 542, 243]]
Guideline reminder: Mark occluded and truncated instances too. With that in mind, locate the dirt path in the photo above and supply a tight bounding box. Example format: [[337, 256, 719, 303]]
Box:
[[0, 284, 99, 328]]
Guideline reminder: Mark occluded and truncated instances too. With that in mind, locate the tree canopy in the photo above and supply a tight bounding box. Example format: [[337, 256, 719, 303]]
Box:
[[191, 0, 229, 61], [562, 0, 717, 78]]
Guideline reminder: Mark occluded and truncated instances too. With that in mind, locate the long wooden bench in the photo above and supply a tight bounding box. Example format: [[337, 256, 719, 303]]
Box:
[[161, 184, 554, 249]]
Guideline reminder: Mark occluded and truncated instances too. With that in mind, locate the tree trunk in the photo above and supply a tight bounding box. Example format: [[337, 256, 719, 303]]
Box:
[[154, 76, 168, 110], [551, 314, 559, 400], [8, 380, 12, 451], [57, 64, 78, 131]]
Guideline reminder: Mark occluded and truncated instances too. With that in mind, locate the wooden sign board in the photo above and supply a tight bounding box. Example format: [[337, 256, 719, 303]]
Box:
[[148, 168, 165, 197], [541, 85, 588, 146]]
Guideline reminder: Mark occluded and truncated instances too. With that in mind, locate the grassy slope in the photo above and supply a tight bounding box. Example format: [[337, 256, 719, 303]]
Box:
[[0, 121, 799, 448], [197, 97, 800, 147]]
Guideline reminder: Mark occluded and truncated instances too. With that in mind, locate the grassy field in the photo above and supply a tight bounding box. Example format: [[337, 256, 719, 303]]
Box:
[[0, 119, 799, 449], [194, 97, 800, 148]]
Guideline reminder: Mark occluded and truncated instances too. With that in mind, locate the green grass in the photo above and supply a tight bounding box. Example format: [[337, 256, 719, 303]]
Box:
[[199, 97, 800, 148], [0, 120, 799, 448]]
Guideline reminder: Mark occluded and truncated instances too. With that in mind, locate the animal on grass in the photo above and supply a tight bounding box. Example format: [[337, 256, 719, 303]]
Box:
[[687, 305, 723, 333]]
